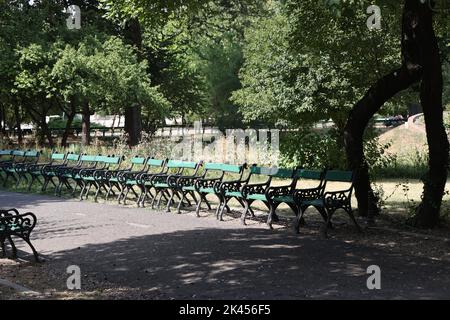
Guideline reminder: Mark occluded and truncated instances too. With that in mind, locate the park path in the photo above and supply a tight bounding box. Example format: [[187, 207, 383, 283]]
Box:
[[1, 190, 450, 299], [407, 113, 427, 133]]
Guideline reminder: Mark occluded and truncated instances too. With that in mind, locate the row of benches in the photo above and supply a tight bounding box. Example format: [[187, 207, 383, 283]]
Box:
[[0, 149, 361, 236]]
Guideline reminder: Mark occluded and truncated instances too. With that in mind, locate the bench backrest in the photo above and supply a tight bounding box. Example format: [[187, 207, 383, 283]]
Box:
[[66, 153, 80, 163], [147, 158, 166, 167], [125, 156, 147, 171], [166, 160, 198, 169], [220, 163, 244, 174], [0, 150, 12, 156], [250, 166, 294, 178], [51, 153, 66, 161], [293, 168, 326, 191], [96, 155, 122, 168], [220, 163, 247, 182], [324, 170, 353, 183], [22, 150, 40, 163], [78, 154, 98, 168], [24, 150, 40, 158], [131, 156, 147, 165], [201, 162, 230, 179], [165, 160, 202, 175], [146, 158, 166, 174], [322, 170, 354, 193], [204, 162, 242, 173], [203, 162, 227, 171], [11, 150, 26, 157], [80, 155, 97, 162], [9, 150, 28, 163], [295, 169, 323, 180], [247, 165, 295, 185]]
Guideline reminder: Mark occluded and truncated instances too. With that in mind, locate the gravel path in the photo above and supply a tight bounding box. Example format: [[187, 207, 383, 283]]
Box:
[[1, 190, 449, 299]]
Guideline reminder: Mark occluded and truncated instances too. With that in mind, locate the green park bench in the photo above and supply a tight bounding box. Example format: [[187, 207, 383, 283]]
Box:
[[234, 166, 297, 225], [26, 151, 67, 191], [79, 155, 124, 201], [0, 150, 13, 165], [0, 150, 12, 184], [1, 150, 40, 188], [209, 163, 248, 221], [145, 160, 202, 211], [102, 156, 148, 202], [42, 153, 80, 193], [119, 158, 167, 205], [0, 150, 26, 182], [265, 169, 324, 229], [173, 162, 227, 215], [11, 150, 41, 187], [55, 154, 98, 196], [293, 170, 361, 236], [0, 149, 360, 236], [163, 160, 210, 213], [0, 208, 39, 262], [187, 163, 247, 218]]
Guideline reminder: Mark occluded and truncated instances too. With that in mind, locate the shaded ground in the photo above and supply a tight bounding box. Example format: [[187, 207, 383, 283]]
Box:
[[1, 190, 450, 300]]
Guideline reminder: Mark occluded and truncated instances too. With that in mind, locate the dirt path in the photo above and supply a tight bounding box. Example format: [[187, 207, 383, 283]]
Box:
[[1, 190, 449, 300]]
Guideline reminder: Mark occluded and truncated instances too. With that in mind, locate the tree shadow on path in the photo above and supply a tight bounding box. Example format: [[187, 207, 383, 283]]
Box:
[[43, 227, 450, 300]]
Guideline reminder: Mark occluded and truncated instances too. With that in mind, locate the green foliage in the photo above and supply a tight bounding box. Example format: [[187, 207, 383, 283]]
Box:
[[279, 127, 393, 171], [234, 0, 413, 130], [142, 21, 207, 122], [279, 129, 346, 169], [192, 30, 244, 129]]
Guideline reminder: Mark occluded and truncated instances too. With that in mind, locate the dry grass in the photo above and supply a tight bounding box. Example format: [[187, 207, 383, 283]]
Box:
[[378, 125, 428, 157]]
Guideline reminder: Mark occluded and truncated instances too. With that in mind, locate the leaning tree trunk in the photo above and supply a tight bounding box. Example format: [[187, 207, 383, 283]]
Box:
[[344, 0, 446, 226]]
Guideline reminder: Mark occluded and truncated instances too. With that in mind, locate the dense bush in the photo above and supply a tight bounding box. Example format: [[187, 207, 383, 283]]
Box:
[[279, 128, 394, 173]]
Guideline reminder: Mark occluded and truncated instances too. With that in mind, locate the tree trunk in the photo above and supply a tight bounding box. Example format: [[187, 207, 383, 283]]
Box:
[[13, 105, 23, 145], [82, 101, 90, 146], [39, 114, 54, 148], [125, 105, 142, 146], [344, 0, 439, 223], [61, 110, 75, 148], [413, 2, 449, 227], [345, 67, 421, 218], [124, 18, 143, 147], [43, 124, 54, 148], [111, 114, 117, 135]]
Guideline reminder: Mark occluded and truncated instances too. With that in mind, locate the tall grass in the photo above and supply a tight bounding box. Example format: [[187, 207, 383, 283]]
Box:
[[372, 149, 430, 180]]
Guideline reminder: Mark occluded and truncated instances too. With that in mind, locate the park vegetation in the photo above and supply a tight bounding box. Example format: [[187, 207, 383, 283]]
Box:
[[0, 0, 449, 227]]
